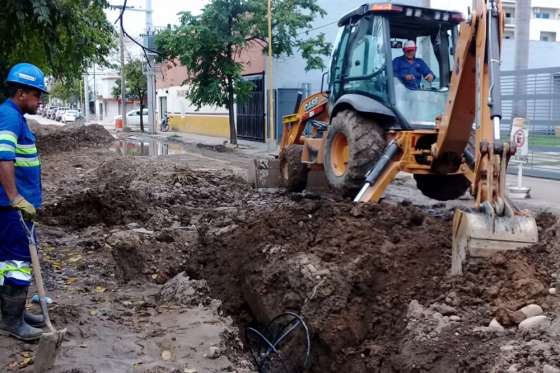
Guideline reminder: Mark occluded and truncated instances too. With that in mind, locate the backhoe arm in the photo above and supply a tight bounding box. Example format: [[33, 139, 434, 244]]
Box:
[[433, 0, 512, 214]]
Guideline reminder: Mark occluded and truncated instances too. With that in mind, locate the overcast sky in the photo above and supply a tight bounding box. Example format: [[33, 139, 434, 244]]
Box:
[[105, 0, 209, 37]]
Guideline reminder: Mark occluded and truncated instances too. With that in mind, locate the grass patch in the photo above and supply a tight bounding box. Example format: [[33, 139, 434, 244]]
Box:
[[528, 134, 560, 147]]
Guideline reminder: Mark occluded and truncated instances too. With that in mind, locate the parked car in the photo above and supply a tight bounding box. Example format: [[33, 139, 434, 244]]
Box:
[[62, 109, 80, 123], [114, 108, 149, 130], [47, 107, 59, 119], [55, 107, 69, 122]]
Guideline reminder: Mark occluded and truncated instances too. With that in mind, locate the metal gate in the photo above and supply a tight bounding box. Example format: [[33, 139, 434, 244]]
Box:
[[237, 74, 265, 142]]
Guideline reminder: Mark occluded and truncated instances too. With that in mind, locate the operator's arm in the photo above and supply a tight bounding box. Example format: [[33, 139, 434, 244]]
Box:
[[418, 59, 435, 81]]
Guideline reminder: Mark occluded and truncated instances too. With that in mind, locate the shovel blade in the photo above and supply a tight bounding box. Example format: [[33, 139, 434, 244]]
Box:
[[451, 209, 538, 275], [33, 328, 66, 373]]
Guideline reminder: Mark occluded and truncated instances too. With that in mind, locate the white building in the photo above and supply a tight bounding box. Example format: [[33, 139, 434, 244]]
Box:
[[503, 0, 560, 41], [84, 36, 145, 124]]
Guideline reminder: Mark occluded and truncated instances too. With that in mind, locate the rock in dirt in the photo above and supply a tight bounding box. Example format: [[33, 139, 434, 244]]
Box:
[[489, 318, 505, 331], [430, 302, 457, 316], [544, 364, 560, 373], [159, 272, 213, 307], [518, 315, 551, 331], [518, 304, 544, 319], [206, 346, 220, 359], [550, 288, 557, 295]]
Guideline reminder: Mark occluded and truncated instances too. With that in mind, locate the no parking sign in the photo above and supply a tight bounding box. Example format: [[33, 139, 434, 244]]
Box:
[[510, 118, 529, 158]]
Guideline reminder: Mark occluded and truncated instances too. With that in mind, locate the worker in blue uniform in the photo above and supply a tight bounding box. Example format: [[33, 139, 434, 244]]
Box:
[[0, 63, 48, 341], [392, 40, 435, 90]]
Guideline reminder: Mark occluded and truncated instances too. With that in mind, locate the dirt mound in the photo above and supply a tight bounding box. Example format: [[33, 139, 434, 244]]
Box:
[[41, 157, 252, 229], [28, 120, 114, 154], [192, 200, 560, 372]]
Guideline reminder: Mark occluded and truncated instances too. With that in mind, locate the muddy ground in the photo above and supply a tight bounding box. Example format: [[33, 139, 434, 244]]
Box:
[[2, 122, 559, 373]]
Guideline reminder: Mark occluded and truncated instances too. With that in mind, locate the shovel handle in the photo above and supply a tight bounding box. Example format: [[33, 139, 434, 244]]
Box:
[[28, 242, 56, 333], [20, 216, 57, 334]]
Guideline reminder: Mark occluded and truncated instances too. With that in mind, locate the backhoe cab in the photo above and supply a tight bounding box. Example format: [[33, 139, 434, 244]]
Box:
[[253, 0, 538, 275], [329, 3, 462, 130]]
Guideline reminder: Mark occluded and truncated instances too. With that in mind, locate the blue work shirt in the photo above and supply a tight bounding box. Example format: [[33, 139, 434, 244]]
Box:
[[392, 55, 434, 90], [0, 99, 42, 208]]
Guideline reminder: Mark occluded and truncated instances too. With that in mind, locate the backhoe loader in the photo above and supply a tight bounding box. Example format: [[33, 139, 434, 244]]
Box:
[[251, 0, 538, 274]]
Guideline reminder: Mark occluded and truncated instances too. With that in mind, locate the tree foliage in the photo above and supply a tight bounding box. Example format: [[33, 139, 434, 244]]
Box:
[[49, 78, 81, 105], [155, 0, 331, 144], [0, 0, 114, 95], [112, 60, 148, 132]]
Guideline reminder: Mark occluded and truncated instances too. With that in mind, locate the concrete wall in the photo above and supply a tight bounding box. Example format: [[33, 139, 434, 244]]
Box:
[[168, 114, 230, 138]]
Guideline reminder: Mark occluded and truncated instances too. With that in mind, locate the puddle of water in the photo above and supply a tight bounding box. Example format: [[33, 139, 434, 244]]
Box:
[[111, 139, 188, 156]]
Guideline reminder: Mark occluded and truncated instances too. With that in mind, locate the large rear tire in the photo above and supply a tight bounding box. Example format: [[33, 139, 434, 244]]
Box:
[[414, 174, 471, 201], [324, 110, 386, 195], [281, 144, 308, 192]]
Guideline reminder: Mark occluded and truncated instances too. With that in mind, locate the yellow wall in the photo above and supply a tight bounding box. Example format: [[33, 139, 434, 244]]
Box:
[[169, 114, 230, 138]]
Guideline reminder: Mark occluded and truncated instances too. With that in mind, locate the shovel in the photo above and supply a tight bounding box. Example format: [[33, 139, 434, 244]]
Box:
[[20, 217, 66, 372]]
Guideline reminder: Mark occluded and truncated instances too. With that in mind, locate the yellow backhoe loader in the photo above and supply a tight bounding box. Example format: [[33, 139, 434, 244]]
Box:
[[251, 0, 538, 274]]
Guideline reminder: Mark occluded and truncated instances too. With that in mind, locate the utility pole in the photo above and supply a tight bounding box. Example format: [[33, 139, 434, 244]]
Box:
[[120, 30, 127, 129], [267, 0, 275, 151], [83, 74, 89, 122], [93, 64, 97, 121], [145, 0, 157, 135], [513, 0, 531, 118]]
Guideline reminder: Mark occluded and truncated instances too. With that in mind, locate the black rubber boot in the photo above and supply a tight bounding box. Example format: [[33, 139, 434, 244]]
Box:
[[24, 310, 46, 328], [0, 284, 43, 341]]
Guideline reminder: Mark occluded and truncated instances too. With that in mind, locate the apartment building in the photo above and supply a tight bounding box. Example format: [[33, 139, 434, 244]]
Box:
[[504, 0, 560, 41]]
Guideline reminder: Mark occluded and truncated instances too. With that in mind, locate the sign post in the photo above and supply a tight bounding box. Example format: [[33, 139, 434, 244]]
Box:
[[508, 117, 531, 199]]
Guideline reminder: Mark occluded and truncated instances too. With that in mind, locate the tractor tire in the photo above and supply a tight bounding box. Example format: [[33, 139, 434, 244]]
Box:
[[414, 174, 471, 201], [324, 109, 386, 195], [281, 144, 308, 192]]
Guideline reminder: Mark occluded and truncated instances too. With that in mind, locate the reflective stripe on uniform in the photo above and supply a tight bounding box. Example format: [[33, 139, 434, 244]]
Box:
[[0, 130, 17, 145], [14, 157, 40, 167], [0, 143, 16, 153], [0, 260, 32, 285], [15, 144, 37, 155]]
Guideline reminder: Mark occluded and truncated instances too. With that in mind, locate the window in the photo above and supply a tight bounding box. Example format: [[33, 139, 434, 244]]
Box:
[[505, 30, 515, 39], [534, 8, 552, 19], [344, 16, 385, 79], [342, 16, 388, 102], [540, 31, 557, 42]]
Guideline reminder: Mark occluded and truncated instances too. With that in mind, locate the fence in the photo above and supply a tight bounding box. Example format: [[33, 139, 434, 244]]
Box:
[[501, 67, 560, 135]]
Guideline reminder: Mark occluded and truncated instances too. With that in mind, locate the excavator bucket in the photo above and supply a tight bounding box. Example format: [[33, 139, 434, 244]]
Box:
[[451, 209, 538, 275], [248, 158, 283, 189]]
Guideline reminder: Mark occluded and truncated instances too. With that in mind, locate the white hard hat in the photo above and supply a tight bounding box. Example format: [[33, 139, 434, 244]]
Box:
[[403, 40, 417, 51]]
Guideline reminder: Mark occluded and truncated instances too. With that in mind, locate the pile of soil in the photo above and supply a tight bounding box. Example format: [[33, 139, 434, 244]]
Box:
[[194, 200, 560, 372], [11, 124, 557, 373], [29, 120, 114, 154]]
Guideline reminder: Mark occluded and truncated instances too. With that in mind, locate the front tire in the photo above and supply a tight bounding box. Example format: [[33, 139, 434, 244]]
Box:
[[324, 110, 386, 195]]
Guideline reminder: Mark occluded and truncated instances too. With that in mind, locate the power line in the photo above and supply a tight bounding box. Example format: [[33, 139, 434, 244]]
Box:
[[114, 0, 161, 66]]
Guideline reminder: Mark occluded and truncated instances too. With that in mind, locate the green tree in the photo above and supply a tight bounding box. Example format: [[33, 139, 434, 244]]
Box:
[[0, 0, 114, 97], [156, 0, 331, 145], [112, 60, 148, 132], [49, 78, 82, 106]]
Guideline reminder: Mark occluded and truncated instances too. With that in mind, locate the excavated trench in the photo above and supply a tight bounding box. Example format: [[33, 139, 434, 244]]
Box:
[[35, 122, 560, 372]]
